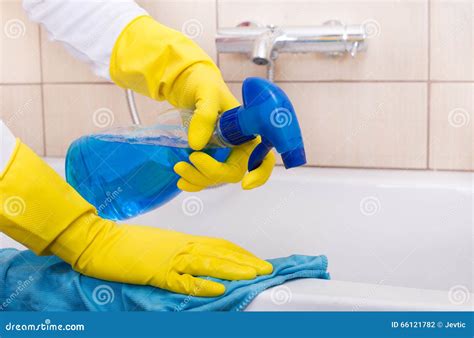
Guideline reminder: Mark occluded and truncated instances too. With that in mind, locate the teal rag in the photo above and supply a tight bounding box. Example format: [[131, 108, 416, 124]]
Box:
[[0, 249, 329, 311]]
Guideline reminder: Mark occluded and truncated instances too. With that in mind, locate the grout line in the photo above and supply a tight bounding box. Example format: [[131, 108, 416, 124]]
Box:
[[2, 80, 474, 86], [426, 82, 431, 169], [428, 80, 474, 83], [426, 0, 432, 170], [226, 80, 431, 83], [225, 80, 474, 84], [38, 26, 47, 157], [40, 157, 473, 172], [275, 163, 473, 173], [215, 0, 220, 67]]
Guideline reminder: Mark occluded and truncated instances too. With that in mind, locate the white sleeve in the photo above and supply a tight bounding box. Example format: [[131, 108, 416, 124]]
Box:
[[22, 0, 148, 80], [0, 120, 17, 173]]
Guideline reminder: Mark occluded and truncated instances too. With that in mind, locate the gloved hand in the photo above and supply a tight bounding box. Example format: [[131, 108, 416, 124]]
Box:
[[174, 138, 276, 192], [0, 141, 272, 296], [110, 15, 275, 190]]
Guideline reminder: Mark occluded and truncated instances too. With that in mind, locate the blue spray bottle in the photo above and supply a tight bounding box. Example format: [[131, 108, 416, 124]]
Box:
[[66, 77, 306, 220]]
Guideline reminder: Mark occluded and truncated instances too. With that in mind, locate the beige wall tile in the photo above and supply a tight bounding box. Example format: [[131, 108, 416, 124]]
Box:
[[218, 0, 428, 81], [431, 0, 474, 81], [40, 28, 105, 83], [429, 83, 473, 170], [137, 0, 217, 60], [0, 0, 41, 83], [43, 84, 171, 156], [229, 82, 428, 168], [0, 85, 44, 155]]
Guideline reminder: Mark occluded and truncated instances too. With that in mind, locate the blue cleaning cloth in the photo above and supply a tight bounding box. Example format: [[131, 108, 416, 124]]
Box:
[[0, 249, 329, 311]]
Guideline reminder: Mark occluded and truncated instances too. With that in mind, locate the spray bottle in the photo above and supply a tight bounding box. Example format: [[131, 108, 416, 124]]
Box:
[[66, 77, 306, 220]]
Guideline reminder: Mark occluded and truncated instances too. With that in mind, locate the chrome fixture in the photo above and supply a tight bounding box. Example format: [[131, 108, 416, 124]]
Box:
[[126, 88, 141, 125], [216, 20, 368, 81], [126, 20, 368, 126]]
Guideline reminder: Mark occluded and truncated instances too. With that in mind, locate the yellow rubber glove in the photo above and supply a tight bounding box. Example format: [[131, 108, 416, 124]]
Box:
[[110, 15, 275, 190], [174, 138, 276, 192], [0, 141, 272, 296]]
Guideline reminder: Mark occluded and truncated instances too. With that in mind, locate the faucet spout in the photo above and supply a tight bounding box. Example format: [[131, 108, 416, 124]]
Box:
[[251, 26, 282, 66]]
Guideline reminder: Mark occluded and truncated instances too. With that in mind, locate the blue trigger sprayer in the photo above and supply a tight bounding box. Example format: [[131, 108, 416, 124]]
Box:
[[65, 77, 306, 220], [216, 77, 306, 170]]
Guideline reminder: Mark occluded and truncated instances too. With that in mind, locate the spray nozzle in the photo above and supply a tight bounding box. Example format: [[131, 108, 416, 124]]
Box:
[[218, 77, 306, 171]]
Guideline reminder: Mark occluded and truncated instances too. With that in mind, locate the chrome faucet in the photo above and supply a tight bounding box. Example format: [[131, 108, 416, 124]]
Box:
[[216, 20, 368, 81], [126, 21, 368, 126]]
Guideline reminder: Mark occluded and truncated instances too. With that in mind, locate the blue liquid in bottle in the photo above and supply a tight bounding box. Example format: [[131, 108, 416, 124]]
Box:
[[66, 134, 230, 220]]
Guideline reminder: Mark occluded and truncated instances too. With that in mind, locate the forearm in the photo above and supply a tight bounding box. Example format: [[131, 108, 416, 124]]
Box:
[[22, 0, 148, 79], [0, 139, 95, 255]]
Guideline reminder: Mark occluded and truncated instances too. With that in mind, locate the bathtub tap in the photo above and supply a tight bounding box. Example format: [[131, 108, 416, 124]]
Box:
[[216, 20, 368, 79]]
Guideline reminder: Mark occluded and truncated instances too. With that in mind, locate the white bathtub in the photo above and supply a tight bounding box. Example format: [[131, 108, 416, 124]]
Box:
[[1, 158, 472, 311]]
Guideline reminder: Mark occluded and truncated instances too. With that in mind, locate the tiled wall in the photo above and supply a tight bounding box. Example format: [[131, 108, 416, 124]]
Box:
[[1, 0, 472, 171]]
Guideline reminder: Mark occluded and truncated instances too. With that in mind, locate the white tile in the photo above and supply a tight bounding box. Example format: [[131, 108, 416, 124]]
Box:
[[430, 83, 473, 170]]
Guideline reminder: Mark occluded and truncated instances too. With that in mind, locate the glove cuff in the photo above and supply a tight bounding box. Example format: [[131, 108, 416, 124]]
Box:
[[0, 141, 95, 255], [49, 211, 115, 271], [110, 15, 215, 101]]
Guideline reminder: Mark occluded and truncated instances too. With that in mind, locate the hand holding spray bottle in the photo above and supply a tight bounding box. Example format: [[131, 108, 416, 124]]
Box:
[[65, 78, 306, 220]]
